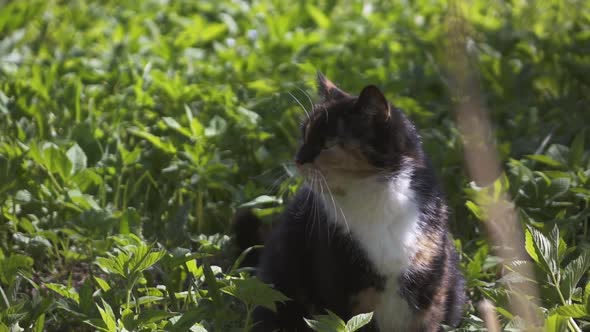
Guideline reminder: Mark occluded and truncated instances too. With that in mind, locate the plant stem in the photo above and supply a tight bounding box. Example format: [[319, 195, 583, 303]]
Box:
[[551, 273, 582, 332], [0, 285, 10, 308], [114, 174, 122, 210], [46, 170, 63, 193], [583, 200, 588, 239], [243, 305, 252, 332], [567, 318, 582, 332], [196, 190, 203, 233], [126, 286, 132, 312]]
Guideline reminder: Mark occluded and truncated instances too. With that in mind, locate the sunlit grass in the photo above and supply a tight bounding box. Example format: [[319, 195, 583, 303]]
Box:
[[0, 0, 589, 330]]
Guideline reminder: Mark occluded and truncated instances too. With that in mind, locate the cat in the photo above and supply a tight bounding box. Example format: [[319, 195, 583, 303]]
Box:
[[235, 73, 465, 331]]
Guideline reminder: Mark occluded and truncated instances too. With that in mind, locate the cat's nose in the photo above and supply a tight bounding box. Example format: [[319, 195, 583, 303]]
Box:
[[295, 145, 318, 165], [295, 162, 303, 172]]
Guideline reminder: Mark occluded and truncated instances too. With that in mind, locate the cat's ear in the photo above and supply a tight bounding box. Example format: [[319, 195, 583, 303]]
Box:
[[356, 85, 390, 120], [317, 71, 349, 101]]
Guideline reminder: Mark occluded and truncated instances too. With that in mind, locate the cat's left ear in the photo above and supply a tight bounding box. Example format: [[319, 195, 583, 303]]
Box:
[[317, 71, 349, 101], [356, 85, 390, 120]]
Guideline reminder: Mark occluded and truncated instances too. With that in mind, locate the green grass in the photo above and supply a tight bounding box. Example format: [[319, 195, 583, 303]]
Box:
[[0, 0, 589, 331]]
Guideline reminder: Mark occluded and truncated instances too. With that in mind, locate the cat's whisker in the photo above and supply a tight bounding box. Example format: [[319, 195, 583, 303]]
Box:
[[295, 86, 315, 119], [317, 169, 351, 237], [312, 176, 323, 244], [281, 162, 297, 178], [263, 173, 289, 195], [314, 173, 325, 242], [252, 165, 288, 181], [312, 173, 322, 243], [258, 161, 301, 195], [303, 178, 312, 238], [305, 175, 317, 242], [312, 169, 330, 246], [253, 169, 292, 194], [288, 91, 311, 121], [302, 175, 314, 216], [312, 169, 333, 244]]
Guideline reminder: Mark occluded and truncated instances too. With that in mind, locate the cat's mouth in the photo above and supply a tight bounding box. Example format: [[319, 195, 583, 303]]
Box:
[[297, 162, 376, 197], [297, 161, 377, 180]]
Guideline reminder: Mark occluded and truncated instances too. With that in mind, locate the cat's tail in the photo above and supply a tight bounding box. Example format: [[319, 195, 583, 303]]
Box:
[[232, 209, 266, 268]]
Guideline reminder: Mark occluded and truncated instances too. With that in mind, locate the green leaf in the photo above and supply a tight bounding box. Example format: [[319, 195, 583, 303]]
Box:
[[136, 310, 174, 326], [118, 145, 142, 166], [569, 131, 585, 167], [304, 310, 347, 332], [185, 258, 203, 278], [544, 313, 567, 332], [162, 117, 193, 138], [79, 279, 94, 315], [32, 313, 45, 332], [555, 304, 588, 318], [202, 260, 223, 311], [560, 250, 590, 302], [236, 107, 261, 126], [204, 116, 227, 137], [346, 312, 374, 331], [66, 143, 87, 173], [525, 226, 559, 276], [228, 244, 263, 275], [526, 154, 563, 167], [121, 308, 135, 330], [97, 299, 117, 332], [306, 4, 331, 28], [94, 276, 111, 292], [128, 128, 177, 154], [0, 254, 34, 284], [525, 229, 539, 264], [167, 308, 207, 332], [133, 250, 166, 274], [546, 144, 570, 166], [124, 244, 163, 274], [43, 144, 73, 180], [202, 23, 227, 42], [45, 283, 80, 304], [72, 169, 102, 191], [465, 200, 485, 220], [96, 256, 125, 277], [547, 177, 570, 201], [220, 277, 290, 312], [68, 189, 100, 210], [247, 79, 278, 93], [119, 208, 141, 235]]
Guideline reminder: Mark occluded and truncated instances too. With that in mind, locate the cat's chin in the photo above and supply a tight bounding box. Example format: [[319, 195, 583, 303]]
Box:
[[314, 173, 387, 199], [323, 167, 377, 178]]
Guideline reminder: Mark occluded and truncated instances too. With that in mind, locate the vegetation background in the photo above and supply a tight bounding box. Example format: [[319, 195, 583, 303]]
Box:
[[1, 0, 589, 331]]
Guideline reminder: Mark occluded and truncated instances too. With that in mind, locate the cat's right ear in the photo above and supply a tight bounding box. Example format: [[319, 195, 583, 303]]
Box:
[[317, 71, 349, 101], [355, 85, 390, 121]]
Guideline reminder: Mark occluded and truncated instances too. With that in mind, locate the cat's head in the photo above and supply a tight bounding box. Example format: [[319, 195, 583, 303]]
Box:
[[295, 73, 421, 189]]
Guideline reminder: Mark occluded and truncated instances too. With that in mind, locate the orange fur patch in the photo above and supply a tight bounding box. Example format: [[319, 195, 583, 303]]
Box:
[[412, 232, 441, 270], [315, 145, 376, 177]]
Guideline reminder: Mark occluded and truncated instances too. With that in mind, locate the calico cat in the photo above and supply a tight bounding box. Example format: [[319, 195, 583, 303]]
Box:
[[235, 73, 465, 331]]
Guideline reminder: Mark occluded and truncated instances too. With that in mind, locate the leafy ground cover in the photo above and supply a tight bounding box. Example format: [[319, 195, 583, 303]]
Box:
[[0, 0, 589, 331]]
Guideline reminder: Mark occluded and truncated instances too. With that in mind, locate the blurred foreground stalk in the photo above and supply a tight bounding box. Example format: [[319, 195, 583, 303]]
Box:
[[444, 2, 548, 330]]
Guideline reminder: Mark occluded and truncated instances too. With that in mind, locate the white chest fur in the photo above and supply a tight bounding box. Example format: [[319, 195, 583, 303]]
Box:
[[319, 172, 420, 330]]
